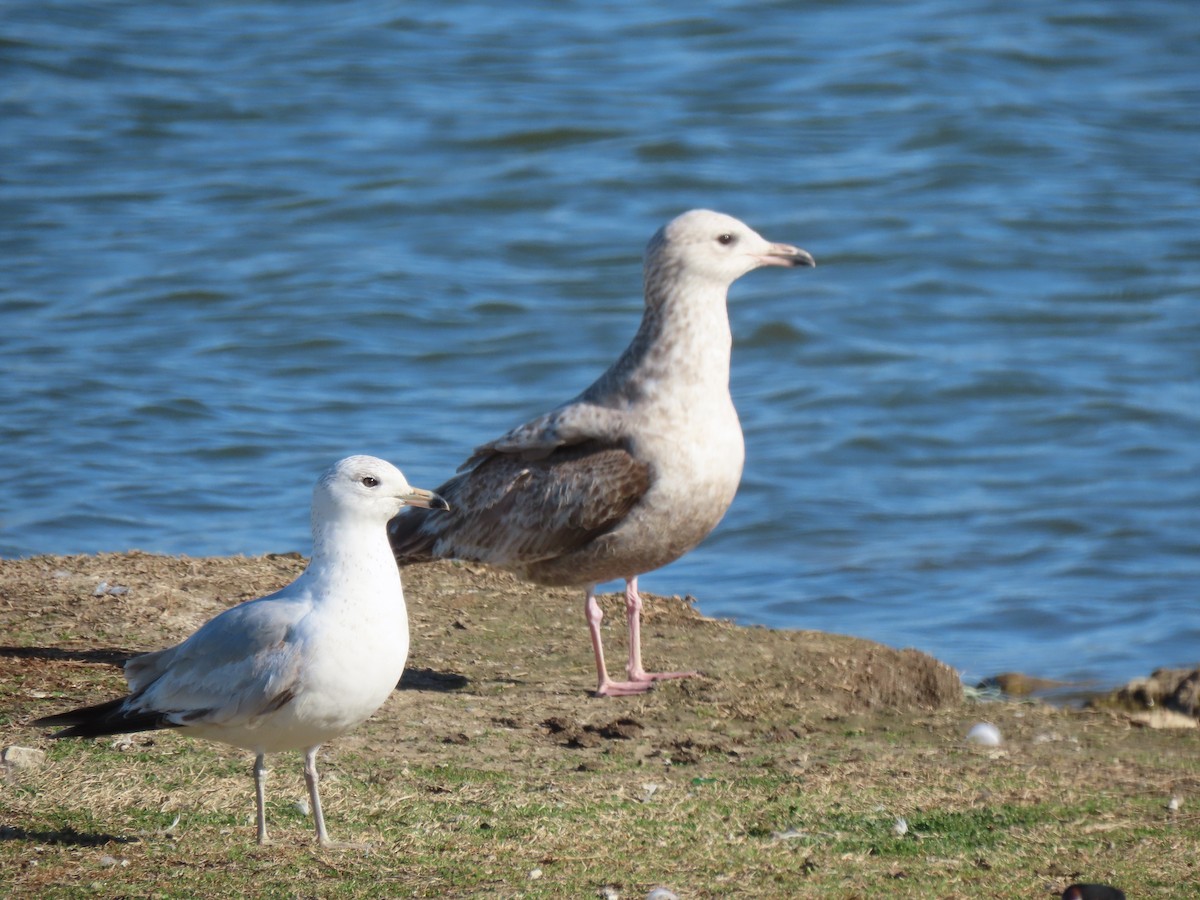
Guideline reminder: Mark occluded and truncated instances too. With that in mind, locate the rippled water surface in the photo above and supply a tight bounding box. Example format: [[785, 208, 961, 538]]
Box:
[[3, 1, 1198, 687]]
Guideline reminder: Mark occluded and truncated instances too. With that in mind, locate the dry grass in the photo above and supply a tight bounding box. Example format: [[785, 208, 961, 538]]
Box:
[[2, 554, 1198, 897]]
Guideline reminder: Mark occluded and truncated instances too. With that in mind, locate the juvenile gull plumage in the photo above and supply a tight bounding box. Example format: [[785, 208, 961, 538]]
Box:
[[32, 455, 448, 847], [390, 210, 815, 696]]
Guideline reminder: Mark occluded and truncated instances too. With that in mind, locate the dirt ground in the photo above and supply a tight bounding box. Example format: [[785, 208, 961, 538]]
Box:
[[0, 552, 963, 766], [2, 553, 1197, 897]]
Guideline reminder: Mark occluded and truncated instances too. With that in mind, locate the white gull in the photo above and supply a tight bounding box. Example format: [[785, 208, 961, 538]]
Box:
[[389, 210, 814, 696], [33, 455, 448, 847]]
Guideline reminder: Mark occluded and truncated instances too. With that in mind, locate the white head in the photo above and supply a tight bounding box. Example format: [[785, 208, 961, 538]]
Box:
[[644, 209, 815, 294], [312, 455, 448, 528]]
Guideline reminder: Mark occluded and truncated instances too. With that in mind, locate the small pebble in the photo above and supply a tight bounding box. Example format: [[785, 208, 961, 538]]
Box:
[[965, 722, 1003, 746], [646, 888, 679, 900], [2, 746, 46, 771], [1168, 796, 1181, 812], [529, 868, 543, 880]]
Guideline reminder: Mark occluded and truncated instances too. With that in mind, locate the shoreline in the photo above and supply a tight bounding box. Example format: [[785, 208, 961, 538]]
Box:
[[0, 550, 1164, 703]]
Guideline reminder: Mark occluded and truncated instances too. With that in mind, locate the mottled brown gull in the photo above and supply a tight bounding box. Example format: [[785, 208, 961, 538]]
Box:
[[390, 210, 815, 696], [32, 456, 448, 847]]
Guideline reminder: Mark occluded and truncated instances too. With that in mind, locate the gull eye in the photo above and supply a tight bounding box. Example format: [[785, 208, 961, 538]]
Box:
[[717, 233, 735, 245], [361, 475, 380, 488]]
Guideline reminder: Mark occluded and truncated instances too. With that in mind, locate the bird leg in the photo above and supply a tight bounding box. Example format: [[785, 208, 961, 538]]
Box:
[[585, 580, 696, 697], [622, 577, 697, 685], [254, 752, 269, 845], [304, 745, 368, 850]]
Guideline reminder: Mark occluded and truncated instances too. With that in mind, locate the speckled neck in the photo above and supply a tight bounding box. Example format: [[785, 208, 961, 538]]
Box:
[[587, 262, 733, 406]]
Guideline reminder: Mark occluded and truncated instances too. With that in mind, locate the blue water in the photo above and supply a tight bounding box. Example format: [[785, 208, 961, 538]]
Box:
[[3, 1, 1198, 689]]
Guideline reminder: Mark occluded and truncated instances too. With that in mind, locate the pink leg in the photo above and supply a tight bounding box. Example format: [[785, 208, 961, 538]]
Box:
[[584, 580, 696, 697], [623, 577, 696, 685]]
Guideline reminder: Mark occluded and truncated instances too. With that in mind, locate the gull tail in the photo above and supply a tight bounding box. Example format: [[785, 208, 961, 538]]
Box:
[[32, 697, 181, 739]]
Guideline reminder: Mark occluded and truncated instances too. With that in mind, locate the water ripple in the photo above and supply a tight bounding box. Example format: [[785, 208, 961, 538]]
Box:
[[2, 0, 1198, 689]]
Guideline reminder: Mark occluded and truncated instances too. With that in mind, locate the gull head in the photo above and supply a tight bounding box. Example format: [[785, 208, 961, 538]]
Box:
[[314, 455, 449, 526], [644, 209, 815, 291]]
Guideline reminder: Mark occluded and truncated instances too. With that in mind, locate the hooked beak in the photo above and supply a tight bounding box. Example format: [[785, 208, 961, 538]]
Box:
[[757, 242, 816, 268], [401, 487, 450, 511]]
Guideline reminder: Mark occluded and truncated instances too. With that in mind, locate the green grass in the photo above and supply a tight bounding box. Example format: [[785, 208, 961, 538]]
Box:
[[4, 734, 1198, 898], [7, 720, 1198, 898]]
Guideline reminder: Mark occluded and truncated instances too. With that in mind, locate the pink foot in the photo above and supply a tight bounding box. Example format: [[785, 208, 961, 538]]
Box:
[[595, 669, 698, 697], [595, 678, 656, 697], [628, 668, 698, 683]]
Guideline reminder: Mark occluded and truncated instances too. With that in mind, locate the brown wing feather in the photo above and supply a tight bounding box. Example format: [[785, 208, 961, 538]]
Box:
[[390, 440, 650, 569]]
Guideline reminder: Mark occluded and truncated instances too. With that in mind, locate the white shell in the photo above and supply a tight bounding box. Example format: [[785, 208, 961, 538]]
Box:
[[965, 722, 1003, 746]]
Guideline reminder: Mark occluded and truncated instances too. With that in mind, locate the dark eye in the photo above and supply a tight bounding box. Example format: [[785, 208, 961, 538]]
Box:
[[717, 233, 735, 245], [361, 476, 380, 488]]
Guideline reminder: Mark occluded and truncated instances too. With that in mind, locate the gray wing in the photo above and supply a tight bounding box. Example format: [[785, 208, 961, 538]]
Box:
[[123, 588, 311, 728], [391, 402, 651, 567]]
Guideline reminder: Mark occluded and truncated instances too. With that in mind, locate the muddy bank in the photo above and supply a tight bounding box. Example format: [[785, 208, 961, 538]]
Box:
[[1, 552, 961, 755]]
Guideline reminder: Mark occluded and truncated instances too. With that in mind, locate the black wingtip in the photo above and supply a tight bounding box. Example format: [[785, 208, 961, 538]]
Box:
[[31, 697, 180, 739]]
